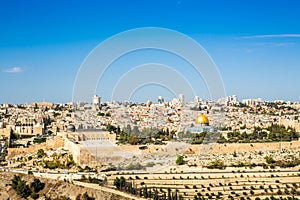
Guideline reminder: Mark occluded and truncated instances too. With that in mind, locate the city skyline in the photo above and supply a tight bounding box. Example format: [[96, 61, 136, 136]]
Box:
[[1, 0, 300, 103]]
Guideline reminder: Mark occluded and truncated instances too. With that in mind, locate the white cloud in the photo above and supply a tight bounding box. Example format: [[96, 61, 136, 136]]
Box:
[[273, 42, 295, 47], [241, 34, 300, 39], [2, 67, 24, 73]]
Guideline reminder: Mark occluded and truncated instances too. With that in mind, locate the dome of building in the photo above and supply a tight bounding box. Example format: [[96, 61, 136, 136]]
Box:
[[195, 114, 209, 125]]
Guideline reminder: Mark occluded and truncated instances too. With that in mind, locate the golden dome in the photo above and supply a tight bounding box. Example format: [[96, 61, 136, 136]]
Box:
[[195, 114, 209, 124]]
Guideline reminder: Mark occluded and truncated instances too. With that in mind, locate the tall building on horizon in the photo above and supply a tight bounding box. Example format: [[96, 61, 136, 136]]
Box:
[[178, 94, 185, 105], [194, 96, 199, 103], [158, 96, 164, 104], [92, 95, 101, 106]]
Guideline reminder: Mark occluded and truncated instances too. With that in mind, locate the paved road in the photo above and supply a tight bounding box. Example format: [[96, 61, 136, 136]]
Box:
[[1, 166, 299, 177]]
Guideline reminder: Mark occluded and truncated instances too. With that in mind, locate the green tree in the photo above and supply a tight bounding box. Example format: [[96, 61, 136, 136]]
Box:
[[16, 178, 31, 198], [30, 178, 45, 193], [176, 155, 184, 165], [114, 177, 126, 190], [11, 175, 21, 189]]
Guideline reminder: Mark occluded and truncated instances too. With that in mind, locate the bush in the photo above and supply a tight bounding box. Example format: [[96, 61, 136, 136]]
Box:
[[284, 188, 289, 194], [176, 155, 184, 165], [125, 163, 143, 170], [37, 149, 46, 158], [277, 189, 282, 195], [207, 159, 226, 169], [265, 156, 275, 164], [44, 160, 59, 169], [259, 185, 264, 189]]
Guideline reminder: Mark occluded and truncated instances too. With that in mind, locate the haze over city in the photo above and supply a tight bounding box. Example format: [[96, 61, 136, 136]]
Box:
[[1, 0, 300, 103]]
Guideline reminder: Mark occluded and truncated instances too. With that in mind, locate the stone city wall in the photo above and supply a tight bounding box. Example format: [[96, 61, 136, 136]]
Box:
[[188, 140, 300, 154], [64, 139, 102, 167], [117, 141, 300, 155], [7, 136, 64, 158]]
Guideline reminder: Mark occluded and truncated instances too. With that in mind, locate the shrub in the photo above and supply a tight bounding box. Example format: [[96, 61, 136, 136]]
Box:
[[265, 156, 275, 164], [284, 188, 289, 194], [125, 163, 143, 170], [176, 155, 184, 165], [277, 189, 282, 195], [259, 185, 264, 189], [37, 149, 47, 158], [207, 159, 226, 170]]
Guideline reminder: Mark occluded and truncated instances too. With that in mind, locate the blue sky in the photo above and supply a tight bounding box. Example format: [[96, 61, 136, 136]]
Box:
[[0, 0, 300, 103]]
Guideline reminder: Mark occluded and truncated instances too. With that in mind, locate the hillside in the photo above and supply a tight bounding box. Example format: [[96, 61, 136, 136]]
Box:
[[0, 172, 141, 200]]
